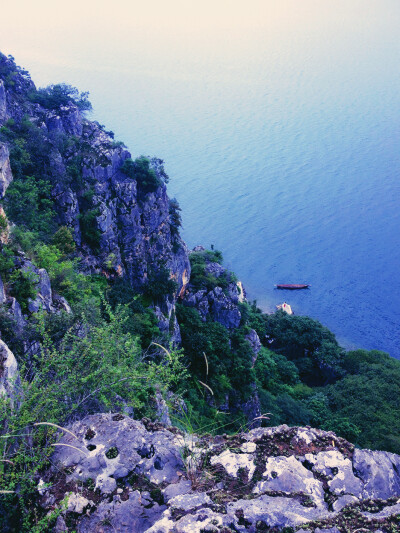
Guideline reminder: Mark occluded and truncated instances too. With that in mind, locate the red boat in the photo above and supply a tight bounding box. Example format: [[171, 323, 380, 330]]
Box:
[[275, 284, 310, 290]]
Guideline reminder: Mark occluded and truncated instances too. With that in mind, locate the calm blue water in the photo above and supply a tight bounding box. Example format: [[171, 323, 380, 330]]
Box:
[[3, 1, 400, 356]]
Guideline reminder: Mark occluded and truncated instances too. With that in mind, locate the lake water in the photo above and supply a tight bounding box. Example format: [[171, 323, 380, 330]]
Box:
[[2, 1, 400, 356]]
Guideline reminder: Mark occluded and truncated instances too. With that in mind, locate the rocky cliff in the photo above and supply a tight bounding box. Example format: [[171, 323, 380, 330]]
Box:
[[0, 53, 189, 291], [0, 52, 190, 335], [183, 246, 244, 330], [38, 414, 400, 533], [2, 52, 400, 533]]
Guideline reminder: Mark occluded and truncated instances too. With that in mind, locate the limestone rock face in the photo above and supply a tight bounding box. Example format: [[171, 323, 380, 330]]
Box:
[[0, 80, 7, 122], [0, 339, 19, 404], [0, 143, 13, 198], [0, 54, 190, 307], [184, 252, 243, 329], [39, 417, 400, 532]]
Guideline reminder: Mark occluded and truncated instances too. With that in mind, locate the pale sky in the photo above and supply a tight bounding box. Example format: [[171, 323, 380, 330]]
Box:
[[1, 0, 386, 80]]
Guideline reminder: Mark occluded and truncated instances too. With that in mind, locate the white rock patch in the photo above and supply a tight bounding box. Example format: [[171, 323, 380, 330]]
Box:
[[210, 449, 256, 480], [241, 441, 257, 453]]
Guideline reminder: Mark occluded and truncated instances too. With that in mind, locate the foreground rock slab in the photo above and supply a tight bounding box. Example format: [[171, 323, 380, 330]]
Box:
[[39, 414, 400, 532]]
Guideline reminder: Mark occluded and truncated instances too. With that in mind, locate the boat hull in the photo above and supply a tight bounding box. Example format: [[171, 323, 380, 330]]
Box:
[[276, 284, 309, 290]]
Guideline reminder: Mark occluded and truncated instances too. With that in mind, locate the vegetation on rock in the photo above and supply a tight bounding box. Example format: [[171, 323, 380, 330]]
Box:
[[1, 51, 400, 532]]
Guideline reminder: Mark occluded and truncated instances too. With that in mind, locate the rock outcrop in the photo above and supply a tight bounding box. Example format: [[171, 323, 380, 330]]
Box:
[[0, 54, 190, 298], [0, 53, 190, 334], [0, 142, 12, 198], [0, 338, 19, 404], [184, 248, 243, 329], [38, 414, 400, 532]]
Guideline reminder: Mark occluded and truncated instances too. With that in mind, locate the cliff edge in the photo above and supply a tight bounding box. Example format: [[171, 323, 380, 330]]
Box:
[[38, 414, 400, 533]]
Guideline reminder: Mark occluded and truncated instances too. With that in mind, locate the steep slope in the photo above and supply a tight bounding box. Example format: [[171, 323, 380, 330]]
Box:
[[0, 52, 190, 298]]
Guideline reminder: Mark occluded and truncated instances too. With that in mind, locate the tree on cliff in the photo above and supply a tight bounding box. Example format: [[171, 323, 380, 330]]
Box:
[[29, 83, 92, 112]]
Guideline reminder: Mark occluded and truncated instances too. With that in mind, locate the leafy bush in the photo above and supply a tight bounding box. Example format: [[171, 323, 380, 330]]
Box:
[[143, 267, 177, 302], [29, 83, 92, 112], [176, 304, 254, 414], [4, 177, 56, 238], [0, 305, 187, 531], [1, 117, 53, 182], [263, 311, 344, 386], [8, 269, 38, 312], [51, 226, 76, 256], [78, 208, 101, 251], [0, 245, 15, 277], [169, 198, 182, 235], [120, 156, 169, 195], [106, 279, 160, 348], [0, 53, 31, 88], [188, 249, 234, 293]]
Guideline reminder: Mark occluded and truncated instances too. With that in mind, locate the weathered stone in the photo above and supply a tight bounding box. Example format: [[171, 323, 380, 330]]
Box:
[[8, 297, 26, 330], [306, 450, 363, 497], [245, 328, 262, 361], [53, 294, 72, 314], [0, 275, 6, 304], [37, 419, 400, 532], [169, 492, 211, 511], [332, 494, 359, 511], [0, 79, 7, 123], [155, 389, 172, 426], [28, 268, 55, 313], [0, 142, 13, 198], [0, 339, 19, 405], [66, 492, 92, 513], [59, 104, 82, 136], [183, 252, 243, 329], [77, 490, 166, 533], [353, 448, 400, 499], [54, 515, 67, 532], [162, 479, 192, 502], [253, 455, 326, 507], [210, 449, 256, 480], [225, 495, 327, 531], [154, 300, 182, 345]]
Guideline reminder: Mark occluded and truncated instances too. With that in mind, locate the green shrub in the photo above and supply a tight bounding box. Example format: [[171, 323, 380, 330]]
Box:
[[51, 226, 76, 256], [4, 177, 56, 238], [263, 311, 344, 386], [143, 267, 177, 302], [9, 269, 38, 312], [120, 156, 169, 195], [29, 83, 92, 112], [107, 279, 160, 347], [0, 245, 15, 277], [78, 208, 101, 251], [169, 198, 182, 235], [188, 250, 234, 293]]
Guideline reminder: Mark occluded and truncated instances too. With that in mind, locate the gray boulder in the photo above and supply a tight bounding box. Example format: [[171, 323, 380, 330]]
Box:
[[353, 448, 400, 499], [8, 297, 26, 330]]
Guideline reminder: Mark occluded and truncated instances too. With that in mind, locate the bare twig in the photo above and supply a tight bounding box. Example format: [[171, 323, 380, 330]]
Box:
[[34, 422, 78, 440], [51, 443, 88, 456]]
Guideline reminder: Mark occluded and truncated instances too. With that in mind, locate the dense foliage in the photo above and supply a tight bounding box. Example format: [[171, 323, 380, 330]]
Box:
[[189, 249, 236, 292], [121, 156, 169, 195], [28, 83, 92, 112], [0, 304, 187, 531]]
